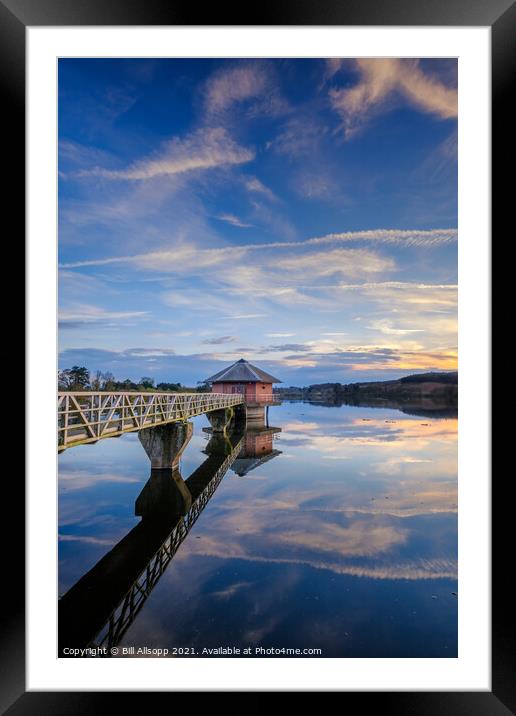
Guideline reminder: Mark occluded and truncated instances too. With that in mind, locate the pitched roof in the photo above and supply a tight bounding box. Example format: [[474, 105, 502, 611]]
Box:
[[204, 358, 281, 383], [231, 450, 283, 476]]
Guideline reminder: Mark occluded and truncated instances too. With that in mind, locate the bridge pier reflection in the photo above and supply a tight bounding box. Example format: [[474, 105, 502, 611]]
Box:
[[135, 467, 192, 517], [58, 428, 245, 655]]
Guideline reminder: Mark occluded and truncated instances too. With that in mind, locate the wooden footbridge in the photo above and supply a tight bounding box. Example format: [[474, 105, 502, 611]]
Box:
[[58, 391, 244, 451]]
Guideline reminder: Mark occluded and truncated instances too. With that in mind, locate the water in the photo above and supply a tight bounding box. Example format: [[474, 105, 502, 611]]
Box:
[[58, 401, 457, 658]]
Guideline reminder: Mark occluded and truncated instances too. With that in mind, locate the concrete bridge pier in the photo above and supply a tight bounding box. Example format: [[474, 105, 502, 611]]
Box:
[[233, 403, 247, 430], [206, 407, 235, 433], [138, 421, 193, 469]]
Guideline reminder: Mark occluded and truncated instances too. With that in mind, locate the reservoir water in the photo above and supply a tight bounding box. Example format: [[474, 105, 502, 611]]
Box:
[[58, 400, 457, 658]]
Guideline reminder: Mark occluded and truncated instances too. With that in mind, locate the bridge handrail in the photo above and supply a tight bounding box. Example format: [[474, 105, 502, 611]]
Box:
[[57, 390, 243, 398], [57, 391, 244, 451]]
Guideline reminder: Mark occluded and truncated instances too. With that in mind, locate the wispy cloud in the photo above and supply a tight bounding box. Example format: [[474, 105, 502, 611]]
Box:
[[202, 335, 238, 345], [268, 117, 327, 157], [336, 281, 457, 292], [291, 170, 343, 202], [59, 139, 116, 174], [295, 345, 458, 373], [81, 127, 254, 181], [58, 534, 116, 546], [58, 305, 148, 328], [275, 248, 394, 279], [215, 213, 253, 228], [367, 319, 425, 336], [204, 62, 288, 119], [205, 64, 269, 114], [330, 59, 457, 139], [123, 347, 176, 357], [189, 551, 458, 582], [412, 129, 458, 185], [264, 343, 311, 353], [58, 469, 141, 492], [320, 57, 345, 85], [244, 176, 278, 202], [60, 228, 457, 270]]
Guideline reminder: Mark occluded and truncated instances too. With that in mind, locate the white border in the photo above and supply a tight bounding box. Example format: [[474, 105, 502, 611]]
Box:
[[27, 26, 490, 691]]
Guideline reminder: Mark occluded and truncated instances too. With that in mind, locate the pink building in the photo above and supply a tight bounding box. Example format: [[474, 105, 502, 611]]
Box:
[[205, 358, 281, 404]]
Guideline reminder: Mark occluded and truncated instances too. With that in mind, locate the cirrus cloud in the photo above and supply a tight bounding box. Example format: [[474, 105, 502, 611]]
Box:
[[275, 248, 394, 278], [81, 127, 254, 181], [330, 59, 457, 139]]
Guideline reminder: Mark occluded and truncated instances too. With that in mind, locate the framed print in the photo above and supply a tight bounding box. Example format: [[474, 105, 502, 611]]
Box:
[[3, 0, 510, 710]]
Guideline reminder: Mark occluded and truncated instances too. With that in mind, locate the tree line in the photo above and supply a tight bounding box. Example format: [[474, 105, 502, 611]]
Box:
[[57, 366, 207, 393]]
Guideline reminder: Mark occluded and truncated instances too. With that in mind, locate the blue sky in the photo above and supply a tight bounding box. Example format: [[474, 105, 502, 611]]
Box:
[[58, 58, 457, 386]]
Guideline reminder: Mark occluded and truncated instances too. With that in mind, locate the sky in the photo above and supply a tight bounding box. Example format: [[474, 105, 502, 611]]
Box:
[[58, 58, 457, 387]]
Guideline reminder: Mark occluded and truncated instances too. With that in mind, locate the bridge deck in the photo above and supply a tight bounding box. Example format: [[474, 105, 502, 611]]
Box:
[[58, 391, 244, 451]]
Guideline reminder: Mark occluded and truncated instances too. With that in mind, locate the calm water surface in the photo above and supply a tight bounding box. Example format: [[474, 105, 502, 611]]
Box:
[[58, 401, 457, 658]]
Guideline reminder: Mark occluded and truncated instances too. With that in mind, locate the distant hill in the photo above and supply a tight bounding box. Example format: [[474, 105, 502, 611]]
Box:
[[399, 371, 457, 385], [275, 371, 458, 410]]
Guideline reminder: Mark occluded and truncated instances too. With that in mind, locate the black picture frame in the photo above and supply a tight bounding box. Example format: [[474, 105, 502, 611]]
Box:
[[5, 0, 508, 711]]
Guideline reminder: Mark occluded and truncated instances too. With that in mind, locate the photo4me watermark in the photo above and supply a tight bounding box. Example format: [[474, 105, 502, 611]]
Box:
[[62, 645, 323, 657]]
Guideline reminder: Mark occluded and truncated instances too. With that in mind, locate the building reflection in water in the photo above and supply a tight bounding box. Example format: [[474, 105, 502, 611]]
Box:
[[231, 427, 282, 477], [58, 421, 282, 655]]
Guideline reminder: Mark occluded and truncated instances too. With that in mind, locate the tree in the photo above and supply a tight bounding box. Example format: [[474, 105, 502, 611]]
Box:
[[140, 377, 155, 389], [58, 366, 90, 391], [156, 381, 182, 392], [102, 372, 116, 390], [69, 366, 90, 390], [58, 369, 71, 390], [90, 370, 103, 391]]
